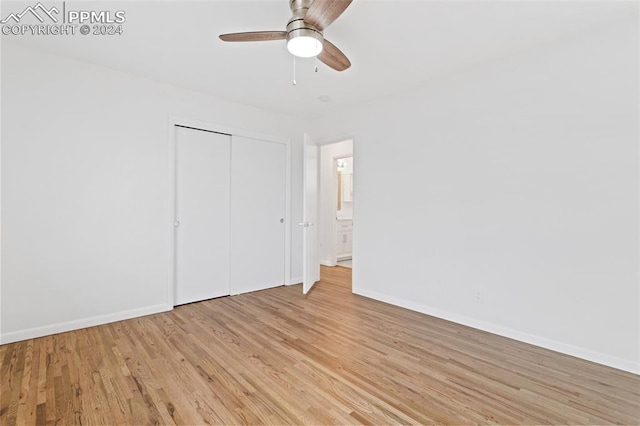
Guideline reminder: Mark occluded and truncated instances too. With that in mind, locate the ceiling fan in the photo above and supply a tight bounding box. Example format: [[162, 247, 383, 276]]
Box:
[[219, 0, 352, 72]]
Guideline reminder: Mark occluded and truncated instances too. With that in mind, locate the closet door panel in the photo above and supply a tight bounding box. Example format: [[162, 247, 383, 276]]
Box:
[[174, 126, 231, 305], [230, 136, 286, 294]]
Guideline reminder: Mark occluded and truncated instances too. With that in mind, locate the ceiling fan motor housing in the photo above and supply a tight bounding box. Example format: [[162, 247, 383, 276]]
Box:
[[287, 0, 324, 47]]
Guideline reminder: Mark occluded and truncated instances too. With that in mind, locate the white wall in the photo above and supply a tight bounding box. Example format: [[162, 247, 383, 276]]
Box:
[[310, 19, 640, 373], [1, 40, 306, 342], [318, 140, 353, 265]]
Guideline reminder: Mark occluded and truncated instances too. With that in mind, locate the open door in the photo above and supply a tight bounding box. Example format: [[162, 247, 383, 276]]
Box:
[[301, 134, 320, 294]]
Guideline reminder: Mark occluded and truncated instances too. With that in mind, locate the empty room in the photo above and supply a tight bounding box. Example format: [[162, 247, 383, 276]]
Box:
[[1, 0, 639, 424]]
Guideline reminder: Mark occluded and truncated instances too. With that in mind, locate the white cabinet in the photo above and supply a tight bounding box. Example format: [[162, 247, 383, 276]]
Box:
[[336, 219, 352, 260]]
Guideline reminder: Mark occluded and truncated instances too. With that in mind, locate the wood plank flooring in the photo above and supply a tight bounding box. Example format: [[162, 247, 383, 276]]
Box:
[[1, 266, 639, 425]]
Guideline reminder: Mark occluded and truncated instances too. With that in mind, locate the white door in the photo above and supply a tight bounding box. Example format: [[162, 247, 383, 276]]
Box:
[[230, 136, 286, 295], [174, 126, 231, 305], [302, 134, 320, 294]]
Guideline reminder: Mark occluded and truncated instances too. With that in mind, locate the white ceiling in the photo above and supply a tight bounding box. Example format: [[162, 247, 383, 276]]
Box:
[[5, 0, 637, 119]]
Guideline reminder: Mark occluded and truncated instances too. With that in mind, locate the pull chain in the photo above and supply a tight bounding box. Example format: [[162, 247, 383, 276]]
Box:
[[315, 55, 318, 73], [292, 56, 297, 86]]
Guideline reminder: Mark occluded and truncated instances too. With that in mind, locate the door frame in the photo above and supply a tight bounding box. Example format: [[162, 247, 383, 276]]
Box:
[[167, 116, 291, 308]]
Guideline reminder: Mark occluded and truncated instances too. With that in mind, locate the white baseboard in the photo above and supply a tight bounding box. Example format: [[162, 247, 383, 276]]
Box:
[[0, 303, 171, 344], [288, 276, 303, 285], [320, 260, 337, 267], [353, 287, 640, 375]]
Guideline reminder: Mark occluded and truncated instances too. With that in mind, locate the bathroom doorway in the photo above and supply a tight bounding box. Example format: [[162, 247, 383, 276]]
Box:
[[318, 139, 353, 281]]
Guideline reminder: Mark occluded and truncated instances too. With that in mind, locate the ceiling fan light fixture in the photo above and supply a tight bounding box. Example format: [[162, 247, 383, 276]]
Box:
[[287, 29, 323, 58], [219, 0, 352, 71]]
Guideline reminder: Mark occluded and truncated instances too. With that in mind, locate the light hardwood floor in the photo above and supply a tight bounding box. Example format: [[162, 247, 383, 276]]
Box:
[[1, 266, 639, 425]]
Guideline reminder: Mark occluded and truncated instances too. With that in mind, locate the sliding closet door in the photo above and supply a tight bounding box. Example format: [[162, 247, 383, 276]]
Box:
[[174, 126, 231, 305], [230, 136, 286, 295]]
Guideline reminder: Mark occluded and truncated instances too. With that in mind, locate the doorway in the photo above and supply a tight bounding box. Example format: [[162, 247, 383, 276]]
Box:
[[317, 139, 354, 288]]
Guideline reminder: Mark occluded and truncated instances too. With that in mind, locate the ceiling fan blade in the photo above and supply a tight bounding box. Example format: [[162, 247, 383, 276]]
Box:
[[318, 39, 351, 71], [219, 31, 287, 42], [304, 0, 353, 31]]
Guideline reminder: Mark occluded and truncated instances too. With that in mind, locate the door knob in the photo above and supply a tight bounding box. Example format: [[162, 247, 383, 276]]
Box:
[[174, 221, 180, 227], [280, 218, 284, 223]]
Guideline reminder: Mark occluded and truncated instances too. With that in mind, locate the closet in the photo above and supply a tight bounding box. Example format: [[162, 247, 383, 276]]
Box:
[[173, 125, 286, 305]]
